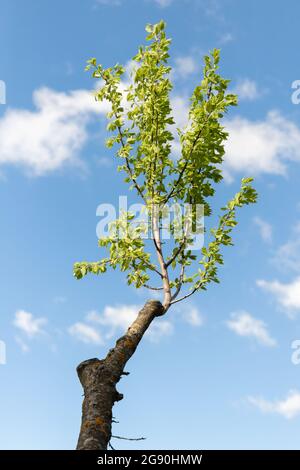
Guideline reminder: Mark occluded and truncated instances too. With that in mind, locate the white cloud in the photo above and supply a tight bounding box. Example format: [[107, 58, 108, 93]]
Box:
[[13, 310, 47, 338], [11, 85, 300, 184], [0, 86, 109, 176], [153, 0, 173, 7], [257, 277, 300, 316], [219, 32, 234, 44], [86, 304, 173, 342], [95, 0, 121, 5], [185, 307, 204, 326], [253, 217, 272, 243], [274, 239, 300, 272], [96, 0, 173, 7], [170, 102, 300, 180], [174, 56, 198, 79], [233, 79, 260, 101], [68, 305, 173, 344], [224, 111, 300, 178], [68, 322, 103, 345], [169, 95, 189, 157], [171, 96, 189, 130], [15, 335, 30, 353], [272, 222, 300, 273], [146, 320, 174, 342], [226, 311, 276, 347], [53, 296, 67, 304], [202, 0, 223, 18], [248, 390, 300, 419], [97, 156, 113, 167], [87, 305, 138, 331], [124, 60, 137, 82]]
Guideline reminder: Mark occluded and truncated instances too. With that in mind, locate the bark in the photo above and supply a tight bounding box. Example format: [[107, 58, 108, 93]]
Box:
[[76, 299, 165, 450]]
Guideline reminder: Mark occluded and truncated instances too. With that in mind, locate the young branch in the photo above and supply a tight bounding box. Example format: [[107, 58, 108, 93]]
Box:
[[170, 286, 198, 305], [171, 261, 186, 302], [170, 205, 240, 305], [111, 435, 146, 442], [116, 125, 146, 203], [135, 257, 163, 278], [144, 284, 164, 291], [165, 237, 187, 268], [164, 90, 215, 206], [151, 205, 172, 310], [99, 71, 146, 203]]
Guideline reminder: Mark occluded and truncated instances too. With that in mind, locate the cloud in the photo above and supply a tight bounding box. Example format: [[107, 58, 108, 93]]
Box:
[[233, 79, 260, 101], [98, 0, 174, 6], [95, 0, 122, 5], [170, 101, 300, 180], [183, 307, 204, 327], [253, 217, 272, 243], [171, 96, 189, 130], [219, 32, 234, 44], [0, 86, 109, 176], [13, 310, 47, 338], [226, 311, 276, 347], [174, 56, 198, 79], [169, 95, 189, 156], [153, 0, 174, 6], [257, 277, 300, 317], [87, 304, 173, 341], [87, 305, 138, 332], [68, 322, 103, 345], [272, 222, 300, 273], [97, 156, 113, 167], [68, 304, 173, 345], [171, 302, 204, 327], [53, 296, 67, 304], [248, 390, 300, 419], [11, 84, 299, 183], [15, 335, 30, 353], [275, 239, 300, 272], [224, 111, 300, 178], [146, 320, 174, 342]]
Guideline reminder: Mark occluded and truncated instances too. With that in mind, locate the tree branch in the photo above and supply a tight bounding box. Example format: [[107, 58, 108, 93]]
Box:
[[171, 261, 185, 302], [112, 435, 146, 441], [100, 72, 146, 203], [171, 209, 233, 305], [165, 237, 187, 268], [164, 87, 215, 206], [133, 257, 163, 279], [170, 286, 197, 305], [151, 204, 172, 310], [117, 125, 146, 203], [144, 284, 164, 291]]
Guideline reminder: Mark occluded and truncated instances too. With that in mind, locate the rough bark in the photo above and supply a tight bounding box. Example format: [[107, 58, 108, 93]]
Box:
[[76, 299, 165, 450]]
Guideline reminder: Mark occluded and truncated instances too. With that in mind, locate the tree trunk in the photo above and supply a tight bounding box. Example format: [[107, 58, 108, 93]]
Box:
[[76, 299, 165, 450]]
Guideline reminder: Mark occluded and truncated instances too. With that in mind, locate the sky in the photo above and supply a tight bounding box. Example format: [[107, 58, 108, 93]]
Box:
[[1, 0, 300, 450]]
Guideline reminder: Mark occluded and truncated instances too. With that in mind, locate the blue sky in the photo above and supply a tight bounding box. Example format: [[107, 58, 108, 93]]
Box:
[[1, 0, 300, 450]]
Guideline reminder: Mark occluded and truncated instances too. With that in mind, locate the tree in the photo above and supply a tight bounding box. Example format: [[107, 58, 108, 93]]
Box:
[[74, 21, 257, 450]]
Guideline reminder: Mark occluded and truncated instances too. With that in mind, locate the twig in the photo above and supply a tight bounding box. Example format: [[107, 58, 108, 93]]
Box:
[[171, 261, 186, 302], [164, 87, 215, 206], [112, 435, 146, 442], [170, 286, 197, 305], [144, 284, 163, 291]]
